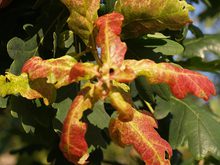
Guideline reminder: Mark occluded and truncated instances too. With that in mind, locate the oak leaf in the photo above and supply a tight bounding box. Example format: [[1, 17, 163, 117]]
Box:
[[59, 86, 94, 165], [109, 110, 172, 165], [122, 60, 216, 100], [61, 0, 100, 44], [114, 0, 194, 38], [22, 55, 76, 88]]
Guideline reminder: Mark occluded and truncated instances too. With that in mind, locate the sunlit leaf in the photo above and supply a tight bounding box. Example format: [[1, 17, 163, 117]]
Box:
[[22, 55, 76, 88], [59, 86, 94, 164], [123, 59, 216, 100], [156, 97, 220, 160], [96, 13, 127, 68], [0, 73, 42, 100], [151, 39, 184, 55], [114, 0, 194, 38], [109, 110, 172, 165], [61, 0, 99, 44]]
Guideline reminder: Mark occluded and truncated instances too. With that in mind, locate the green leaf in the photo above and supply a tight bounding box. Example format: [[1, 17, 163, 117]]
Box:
[[115, 0, 194, 38], [152, 84, 171, 101], [0, 97, 8, 109], [87, 100, 110, 129], [52, 97, 72, 123], [86, 123, 108, 153], [10, 96, 56, 133], [154, 96, 171, 120], [135, 76, 171, 104], [209, 96, 220, 117], [58, 30, 74, 49], [151, 39, 184, 55], [146, 32, 170, 39], [135, 76, 155, 102], [183, 34, 220, 59], [7, 29, 43, 75], [177, 57, 220, 72], [156, 96, 220, 160], [52, 97, 72, 134]]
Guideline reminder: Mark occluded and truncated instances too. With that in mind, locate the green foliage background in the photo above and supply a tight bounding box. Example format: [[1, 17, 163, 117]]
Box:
[[0, 0, 220, 164]]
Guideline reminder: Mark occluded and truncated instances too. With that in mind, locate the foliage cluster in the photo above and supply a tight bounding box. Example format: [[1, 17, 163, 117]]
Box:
[[0, 0, 220, 165]]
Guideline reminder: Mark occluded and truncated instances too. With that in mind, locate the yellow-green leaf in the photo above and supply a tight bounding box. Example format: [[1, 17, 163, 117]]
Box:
[[61, 0, 100, 44], [115, 0, 194, 38], [0, 73, 42, 100]]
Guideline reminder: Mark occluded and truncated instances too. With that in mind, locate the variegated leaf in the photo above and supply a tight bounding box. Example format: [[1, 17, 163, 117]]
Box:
[[115, 0, 194, 38], [22, 55, 76, 88], [61, 0, 99, 44], [59, 86, 94, 165], [109, 110, 172, 165], [96, 13, 127, 68], [122, 59, 216, 100]]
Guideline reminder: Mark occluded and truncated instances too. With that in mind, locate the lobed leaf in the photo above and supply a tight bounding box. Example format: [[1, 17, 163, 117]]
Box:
[[109, 110, 172, 165], [0, 73, 43, 101], [123, 59, 216, 100], [7, 35, 40, 75], [59, 86, 94, 164], [61, 0, 99, 44], [114, 0, 194, 38], [96, 13, 127, 68], [156, 97, 220, 159], [22, 55, 76, 88]]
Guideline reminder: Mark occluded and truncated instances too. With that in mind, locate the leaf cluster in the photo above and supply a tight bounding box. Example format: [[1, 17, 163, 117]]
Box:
[[0, 0, 220, 165]]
